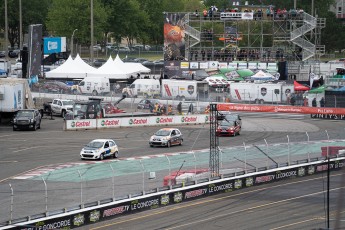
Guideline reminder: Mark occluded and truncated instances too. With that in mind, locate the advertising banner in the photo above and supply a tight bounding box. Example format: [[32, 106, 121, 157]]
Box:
[[258, 62, 267, 70], [199, 62, 208, 69], [180, 62, 189, 69], [97, 118, 121, 128], [219, 62, 228, 68], [28, 24, 42, 80], [150, 116, 175, 126], [121, 117, 150, 127], [208, 61, 219, 69], [164, 13, 186, 61], [164, 61, 182, 78], [217, 103, 345, 115], [66, 119, 97, 130], [190, 62, 199, 69], [238, 62, 247, 69], [248, 62, 257, 70], [228, 62, 238, 69], [44, 37, 67, 54]]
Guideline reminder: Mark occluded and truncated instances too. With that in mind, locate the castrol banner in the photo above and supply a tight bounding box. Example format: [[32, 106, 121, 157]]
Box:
[[121, 117, 149, 127], [65, 115, 209, 130], [65, 119, 97, 130], [97, 118, 121, 128], [217, 104, 345, 115]]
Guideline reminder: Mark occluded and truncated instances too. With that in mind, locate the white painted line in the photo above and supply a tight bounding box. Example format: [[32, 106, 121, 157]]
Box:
[[13, 176, 33, 179], [12, 146, 45, 153]]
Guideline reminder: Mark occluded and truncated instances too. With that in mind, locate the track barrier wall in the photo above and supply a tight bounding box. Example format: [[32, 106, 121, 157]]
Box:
[[2, 157, 344, 230]]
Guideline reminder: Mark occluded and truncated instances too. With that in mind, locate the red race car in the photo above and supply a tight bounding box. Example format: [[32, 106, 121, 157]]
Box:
[[216, 120, 241, 136]]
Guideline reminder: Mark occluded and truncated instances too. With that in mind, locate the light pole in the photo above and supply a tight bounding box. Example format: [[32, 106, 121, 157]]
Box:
[[71, 29, 78, 57]]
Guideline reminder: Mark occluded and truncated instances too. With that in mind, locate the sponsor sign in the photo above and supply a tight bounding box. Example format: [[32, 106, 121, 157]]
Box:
[[208, 61, 219, 69], [190, 62, 199, 69], [199, 62, 208, 69], [208, 182, 233, 194], [258, 62, 267, 70], [89, 210, 101, 222], [43, 37, 67, 54], [103, 205, 130, 218], [73, 214, 85, 227], [219, 62, 228, 68], [153, 116, 174, 124], [311, 114, 345, 120], [217, 104, 345, 116], [181, 116, 198, 123], [248, 62, 257, 70], [160, 194, 170, 205], [66, 119, 97, 130], [238, 62, 247, 69], [228, 62, 238, 69], [98, 118, 121, 128], [173, 192, 183, 203], [180, 62, 189, 69], [241, 12, 254, 20]]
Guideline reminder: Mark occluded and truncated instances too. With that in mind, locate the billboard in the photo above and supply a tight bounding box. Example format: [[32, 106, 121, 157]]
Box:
[[164, 13, 186, 61], [28, 24, 42, 82], [44, 37, 67, 54]]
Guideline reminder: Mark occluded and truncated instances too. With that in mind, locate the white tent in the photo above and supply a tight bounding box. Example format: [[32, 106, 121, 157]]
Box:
[[114, 55, 151, 74], [45, 55, 96, 79], [88, 55, 138, 79], [250, 70, 275, 81]]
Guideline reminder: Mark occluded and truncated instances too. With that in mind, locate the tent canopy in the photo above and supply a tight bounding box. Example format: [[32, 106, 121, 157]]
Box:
[[308, 85, 325, 94], [250, 70, 274, 80], [294, 80, 310, 91]]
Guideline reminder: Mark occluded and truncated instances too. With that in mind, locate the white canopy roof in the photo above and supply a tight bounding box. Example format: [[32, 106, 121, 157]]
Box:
[[114, 55, 151, 74], [87, 55, 140, 79], [250, 70, 275, 81], [45, 54, 96, 79]]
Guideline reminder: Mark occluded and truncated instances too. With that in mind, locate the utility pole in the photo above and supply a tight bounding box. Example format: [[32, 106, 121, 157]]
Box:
[[90, 0, 94, 65], [19, 0, 23, 49], [4, 0, 9, 60]]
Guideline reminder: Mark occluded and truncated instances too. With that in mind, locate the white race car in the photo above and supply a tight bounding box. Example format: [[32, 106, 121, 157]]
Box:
[[80, 139, 119, 160]]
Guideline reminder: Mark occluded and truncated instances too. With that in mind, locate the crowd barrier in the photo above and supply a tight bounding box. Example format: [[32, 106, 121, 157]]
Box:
[[3, 157, 344, 229], [64, 114, 209, 130]]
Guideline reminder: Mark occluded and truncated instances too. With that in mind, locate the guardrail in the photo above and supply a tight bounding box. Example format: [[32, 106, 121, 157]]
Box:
[[1, 155, 344, 229]]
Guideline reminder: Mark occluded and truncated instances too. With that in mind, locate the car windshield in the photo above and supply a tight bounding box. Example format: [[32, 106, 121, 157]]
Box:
[[225, 115, 238, 121], [155, 130, 171, 136], [220, 120, 235, 126], [16, 111, 34, 118], [87, 141, 104, 148]]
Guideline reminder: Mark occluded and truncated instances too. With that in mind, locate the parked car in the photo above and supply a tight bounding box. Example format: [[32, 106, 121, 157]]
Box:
[[134, 58, 149, 63], [80, 139, 119, 160], [41, 81, 72, 94], [0, 51, 5, 58], [93, 58, 106, 67], [93, 44, 101, 51], [149, 128, 183, 147], [13, 109, 42, 131], [122, 57, 137, 62], [8, 49, 20, 58], [216, 119, 241, 136], [137, 99, 159, 110]]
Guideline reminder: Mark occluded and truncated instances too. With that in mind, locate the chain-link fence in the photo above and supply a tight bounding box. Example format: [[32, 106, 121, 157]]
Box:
[[1, 129, 344, 224]]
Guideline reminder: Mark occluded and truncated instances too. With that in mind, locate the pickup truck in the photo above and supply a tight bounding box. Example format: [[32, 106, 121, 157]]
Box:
[[44, 99, 74, 117]]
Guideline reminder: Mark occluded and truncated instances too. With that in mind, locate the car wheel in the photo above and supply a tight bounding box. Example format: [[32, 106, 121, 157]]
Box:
[[100, 153, 104, 160], [113, 151, 119, 158], [150, 144, 153, 147], [179, 139, 183, 146], [32, 123, 37, 131], [13, 126, 16, 131], [167, 141, 171, 148], [61, 110, 66, 118]]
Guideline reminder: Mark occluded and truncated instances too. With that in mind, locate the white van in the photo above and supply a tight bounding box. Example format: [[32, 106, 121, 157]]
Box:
[[123, 79, 160, 98], [77, 76, 110, 95]]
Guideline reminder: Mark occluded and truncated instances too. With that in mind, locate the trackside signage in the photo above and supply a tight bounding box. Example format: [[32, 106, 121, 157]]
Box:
[[8, 159, 344, 229], [66, 119, 97, 130], [97, 118, 121, 128], [65, 115, 209, 130]]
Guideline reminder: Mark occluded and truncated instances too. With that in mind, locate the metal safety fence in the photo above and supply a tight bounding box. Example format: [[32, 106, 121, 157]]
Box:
[[0, 129, 345, 225]]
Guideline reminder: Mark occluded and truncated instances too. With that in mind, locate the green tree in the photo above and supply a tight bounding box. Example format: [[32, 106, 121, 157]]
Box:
[[46, 0, 108, 46], [0, 0, 50, 48]]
